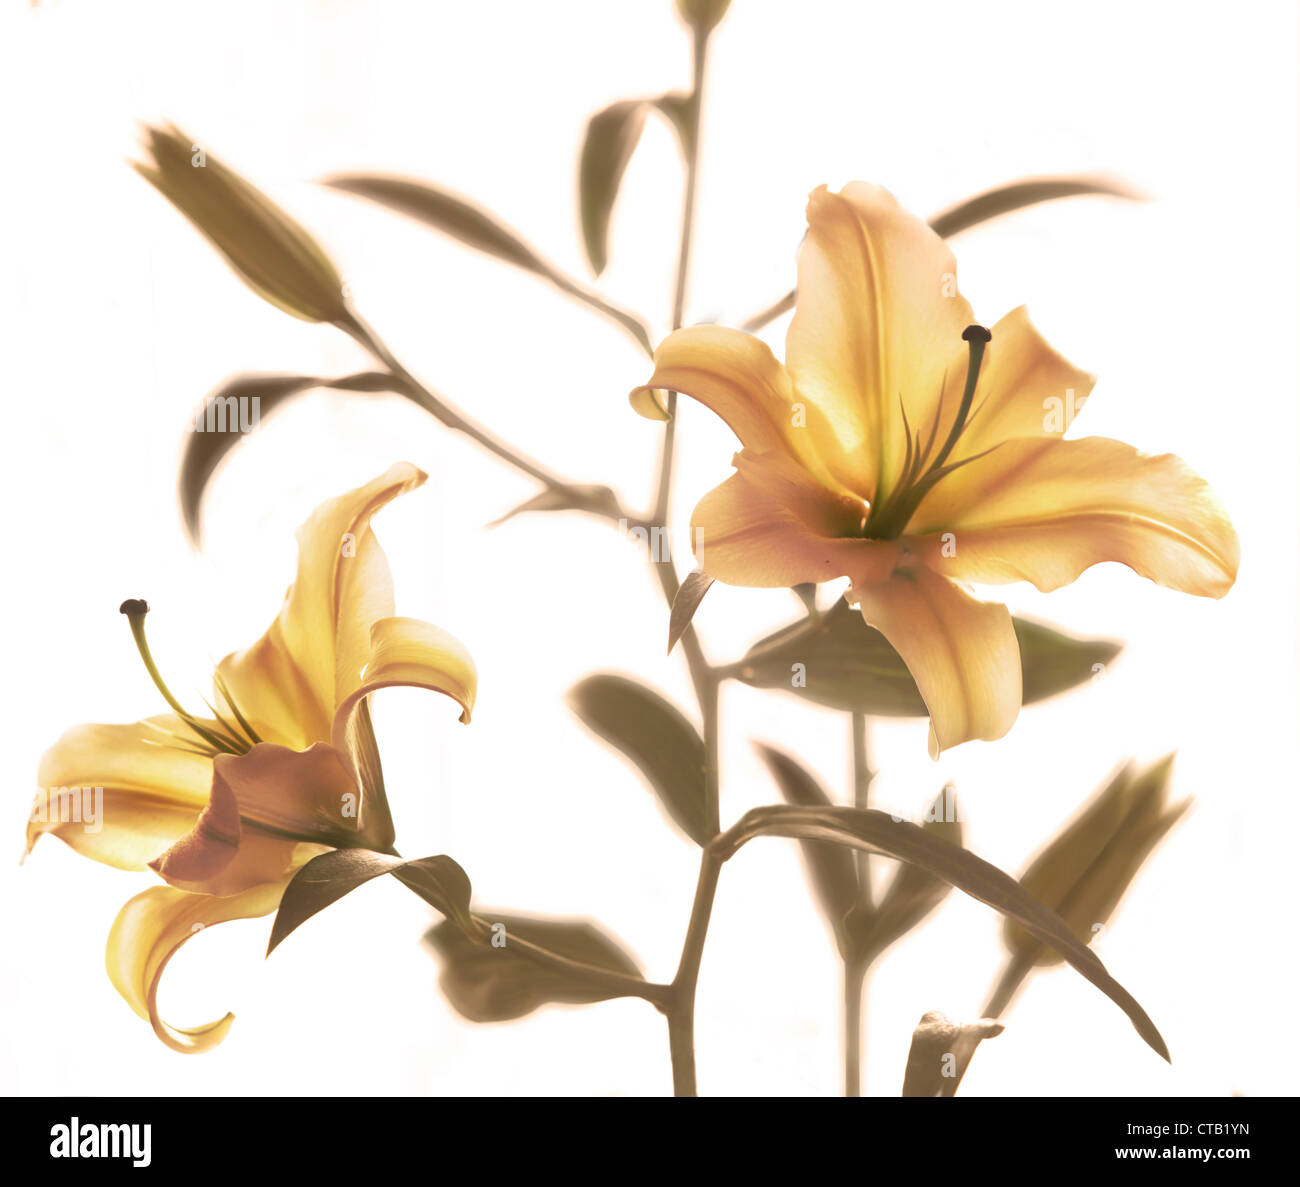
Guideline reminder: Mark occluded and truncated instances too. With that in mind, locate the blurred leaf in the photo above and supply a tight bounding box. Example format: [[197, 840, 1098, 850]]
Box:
[[668, 569, 714, 655], [928, 174, 1143, 240], [579, 100, 650, 275], [487, 483, 622, 528], [847, 785, 963, 960], [326, 173, 654, 355], [715, 803, 1169, 1060], [325, 174, 551, 276], [180, 371, 395, 543], [268, 849, 473, 955], [790, 583, 819, 617], [901, 1011, 1004, 1097], [654, 92, 696, 159], [567, 674, 708, 845], [754, 744, 860, 954], [732, 599, 1120, 715], [425, 912, 643, 1022], [1005, 755, 1188, 967], [1014, 616, 1122, 703], [135, 124, 347, 323]]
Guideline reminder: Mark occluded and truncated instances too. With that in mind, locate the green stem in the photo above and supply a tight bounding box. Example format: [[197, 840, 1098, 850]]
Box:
[[982, 949, 1037, 1020], [844, 958, 868, 1097], [846, 712, 873, 1096], [666, 844, 723, 1096], [339, 312, 574, 494]]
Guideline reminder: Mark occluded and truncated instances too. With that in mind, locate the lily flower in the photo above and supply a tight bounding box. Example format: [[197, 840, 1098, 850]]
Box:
[[26, 463, 476, 1051], [632, 183, 1238, 755]]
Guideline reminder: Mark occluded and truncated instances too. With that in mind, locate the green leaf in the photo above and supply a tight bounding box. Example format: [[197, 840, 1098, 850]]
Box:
[[667, 569, 714, 655], [180, 370, 394, 543], [268, 849, 474, 955], [425, 912, 644, 1022], [486, 483, 622, 528], [928, 174, 1142, 240], [567, 674, 708, 845], [901, 1011, 1004, 1097], [1004, 755, 1188, 966], [847, 786, 963, 961], [325, 173, 654, 355], [653, 92, 696, 159], [731, 599, 1120, 716], [713, 803, 1169, 1060], [579, 100, 650, 275], [325, 174, 552, 277], [754, 744, 860, 954]]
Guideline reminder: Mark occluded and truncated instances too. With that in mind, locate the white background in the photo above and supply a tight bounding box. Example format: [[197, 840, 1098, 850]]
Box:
[[1, 0, 1296, 1096]]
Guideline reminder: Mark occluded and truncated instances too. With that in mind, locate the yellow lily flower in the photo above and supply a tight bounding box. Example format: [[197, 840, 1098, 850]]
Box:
[[632, 183, 1238, 755], [26, 463, 476, 1051]]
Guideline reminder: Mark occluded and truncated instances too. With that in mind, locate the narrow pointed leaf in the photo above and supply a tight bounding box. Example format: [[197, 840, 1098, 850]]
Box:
[[668, 569, 714, 655], [732, 599, 1120, 715], [927, 174, 1142, 240], [567, 674, 708, 845], [848, 785, 963, 959], [268, 849, 473, 955], [425, 912, 643, 1022], [325, 174, 553, 277], [714, 804, 1169, 1060], [181, 370, 395, 543], [487, 483, 622, 528], [1005, 756, 1188, 966], [579, 100, 649, 275], [754, 744, 859, 951], [325, 173, 654, 355]]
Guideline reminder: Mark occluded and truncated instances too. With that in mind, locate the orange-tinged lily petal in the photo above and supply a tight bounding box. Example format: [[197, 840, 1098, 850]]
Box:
[[106, 881, 287, 1053], [908, 436, 1240, 597], [690, 451, 897, 589], [28, 716, 213, 870], [785, 183, 976, 502], [851, 565, 1021, 756], [149, 743, 352, 894], [216, 463, 427, 749], [334, 615, 477, 741], [628, 325, 852, 493]]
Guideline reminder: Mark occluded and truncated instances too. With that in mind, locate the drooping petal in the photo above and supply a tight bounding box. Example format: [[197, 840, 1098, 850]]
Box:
[[851, 565, 1021, 756], [689, 451, 898, 589], [28, 716, 213, 870], [629, 325, 848, 494], [330, 616, 477, 853], [785, 183, 976, 503], [106, 881, 287, 1053], [150, 743, 374, 895], [216, 463, 427, 747], [907, 436, 1239, 597]]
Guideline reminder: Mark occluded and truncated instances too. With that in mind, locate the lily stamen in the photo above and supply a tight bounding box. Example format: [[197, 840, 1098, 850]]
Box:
[[930, 325, 992, 472], [118, 599, 248, 756]]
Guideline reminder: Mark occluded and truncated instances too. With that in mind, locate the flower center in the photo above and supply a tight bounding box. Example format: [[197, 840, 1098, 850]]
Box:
[[120, 599, 261, 758], [861, 324, 994, 540]]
